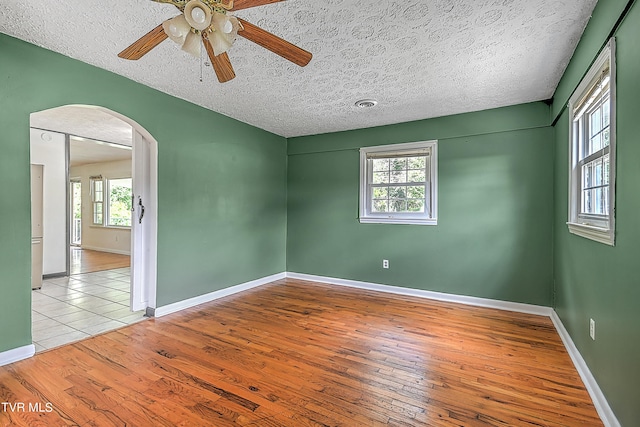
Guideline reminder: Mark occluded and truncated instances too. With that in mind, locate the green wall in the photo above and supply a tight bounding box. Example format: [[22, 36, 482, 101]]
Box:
[[552, 1, 640, 425], [0, 34, 287, 352], [287, 104, 554, 306]]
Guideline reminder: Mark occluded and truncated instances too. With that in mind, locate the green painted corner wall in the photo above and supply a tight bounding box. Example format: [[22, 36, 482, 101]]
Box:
[[287, 109, 554, 306], [0, 34, 287, 352], [552, 1, 640, 425]]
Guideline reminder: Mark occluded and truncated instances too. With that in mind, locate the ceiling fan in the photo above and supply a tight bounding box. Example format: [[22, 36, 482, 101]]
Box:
[[118, 0, 312, 83]]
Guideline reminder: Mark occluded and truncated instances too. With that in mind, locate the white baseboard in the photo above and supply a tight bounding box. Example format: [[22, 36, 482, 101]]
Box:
[[80, 245, 131, 256], [286, 272, 553, 316], [154, 272, 286, 318], [550, 312, 621, 427], [0, 344, 35, 367]]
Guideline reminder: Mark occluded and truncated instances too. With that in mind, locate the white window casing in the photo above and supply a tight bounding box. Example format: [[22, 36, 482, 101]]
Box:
[[359, 140, 438, 225], [567, 38, 616, 246]]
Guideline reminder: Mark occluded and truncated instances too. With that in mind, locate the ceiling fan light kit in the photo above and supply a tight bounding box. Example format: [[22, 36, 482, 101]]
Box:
[[118, 0, 313, 83]]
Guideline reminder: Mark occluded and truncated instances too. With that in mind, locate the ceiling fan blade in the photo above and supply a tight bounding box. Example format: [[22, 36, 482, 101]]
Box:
[[231, 0, 284, 11], [237, 18, 312, 67], [203, 37, 236, 83], [118, 24, 168, 60]]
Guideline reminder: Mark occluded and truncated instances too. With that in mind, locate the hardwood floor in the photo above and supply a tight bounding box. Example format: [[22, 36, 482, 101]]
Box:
[[2, 279, 602, 426], [70, 248, 130, 275]]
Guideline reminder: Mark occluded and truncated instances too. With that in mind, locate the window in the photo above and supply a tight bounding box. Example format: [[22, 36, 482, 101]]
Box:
[[568, 38, 616, 245], [107, 178, 133, 227], [359, 140, 437, 225], [90, 176, 132, 228], [90, 177, 103, 225]]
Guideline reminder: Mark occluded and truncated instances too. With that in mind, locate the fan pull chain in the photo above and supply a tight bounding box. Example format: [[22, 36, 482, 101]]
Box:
[[200, 42, 204, 82]]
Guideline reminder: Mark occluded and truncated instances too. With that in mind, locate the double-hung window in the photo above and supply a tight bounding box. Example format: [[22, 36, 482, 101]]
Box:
[[359, 140, 437, 225], [90, 176, 104, 225], [90, 176, 132, 228], [568, 38, 616, 245]]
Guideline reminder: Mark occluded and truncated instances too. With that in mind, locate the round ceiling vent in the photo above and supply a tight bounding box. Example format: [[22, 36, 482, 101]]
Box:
[[355, 99, 378, 108]]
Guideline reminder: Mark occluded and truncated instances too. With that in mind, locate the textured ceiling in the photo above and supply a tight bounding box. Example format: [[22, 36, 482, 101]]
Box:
[[31, 106, 133, 147], [1, 0, 597, 138]]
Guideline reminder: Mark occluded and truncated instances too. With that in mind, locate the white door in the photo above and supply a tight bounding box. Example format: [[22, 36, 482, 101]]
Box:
[[130, 130, 152, 312]]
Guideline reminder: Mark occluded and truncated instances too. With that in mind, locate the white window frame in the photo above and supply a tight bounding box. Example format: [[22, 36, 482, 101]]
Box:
[[90, 176, 132, 229], [90, 177, 103, 226], [567, 38, 616, 246], [359, 140, 438, 225], [106, 177, 133, 228]]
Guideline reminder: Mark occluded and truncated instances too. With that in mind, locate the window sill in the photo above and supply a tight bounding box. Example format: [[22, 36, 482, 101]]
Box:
[[90, 225, 132, 230], [567, 222, 614, 246], [359, 217, 437, 226]]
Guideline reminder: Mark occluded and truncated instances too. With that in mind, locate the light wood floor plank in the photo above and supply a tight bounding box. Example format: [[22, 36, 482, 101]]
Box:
[[2, 279, 602, 426]]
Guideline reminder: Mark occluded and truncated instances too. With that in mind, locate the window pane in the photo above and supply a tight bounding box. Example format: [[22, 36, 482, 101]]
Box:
[[582, 187, 608, 215], [407, 186, 425, 199], [603, 98, 610, 127], [407, 199, 424, 212], [408, 156, 426, 170], [590, 108, 602, 136], [590, 132, 602, 154], [93, 203, 103, 225], [583, 163, 593, 189], [389, 199, 407, 212], [604, 155, 610, 184], [373, 200, 388, 212], [408, 169, 426, 183], [372, 159, 389, 172], [389, 186, 406, 199], [390, 170, 407, 183], [391, 158, 407, 171], [108, 178, 132, 227], [372, 187, 388, 199], [373, 172, 389, 184]]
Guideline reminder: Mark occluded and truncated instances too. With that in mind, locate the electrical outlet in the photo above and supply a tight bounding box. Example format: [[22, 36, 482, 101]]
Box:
[[589, 318, 596, 340], [382, 259, 389, 269]]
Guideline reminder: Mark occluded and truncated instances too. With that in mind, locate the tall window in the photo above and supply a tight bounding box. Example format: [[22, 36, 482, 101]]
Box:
[[90, 177, 103, 225], [568, 38, 616, 245], [107, 178, 133, 227], [359, 140, 437, 225], [90, 176, 132, 228]]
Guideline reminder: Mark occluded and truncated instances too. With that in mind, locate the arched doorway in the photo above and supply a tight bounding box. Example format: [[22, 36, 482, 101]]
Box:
[[29, 105, 157, 350]]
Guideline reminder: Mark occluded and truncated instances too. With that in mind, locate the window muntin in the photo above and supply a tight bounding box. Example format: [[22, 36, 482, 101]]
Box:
[[360, 141, 437, 225], [568, 38, 615, 245]]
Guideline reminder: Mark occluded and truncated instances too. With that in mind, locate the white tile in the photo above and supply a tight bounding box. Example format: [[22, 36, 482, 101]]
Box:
[[37, 330, 90, 350], [31, 311, 48, 322], [33, 324, 78, 342], [51, 309, 100, 323], [120, 312, 147, 325], [66, 295, 108, 307], [33, 343, 47, 353], [103, 306, 135, 320], [65, 314, 114, 330], [80, 320, 126, 335], [32, 318, 63, 333], [55, 290, 88, 302], [35, 303, 84, 318], [87, 302, 129, 316]]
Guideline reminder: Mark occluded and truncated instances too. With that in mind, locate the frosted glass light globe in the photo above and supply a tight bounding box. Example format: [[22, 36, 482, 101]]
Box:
[[223, 18, 233, 34], [168, 23, 183, 38], [191, 7, 206, 24]]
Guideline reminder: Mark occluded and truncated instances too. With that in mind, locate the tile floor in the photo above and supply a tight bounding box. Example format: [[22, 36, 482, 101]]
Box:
[[32, 267, 146, 352]]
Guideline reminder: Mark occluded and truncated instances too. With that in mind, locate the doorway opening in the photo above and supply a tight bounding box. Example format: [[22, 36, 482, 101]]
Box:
[[70, 179, 82, 246], [29, 105, 158, 352]]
